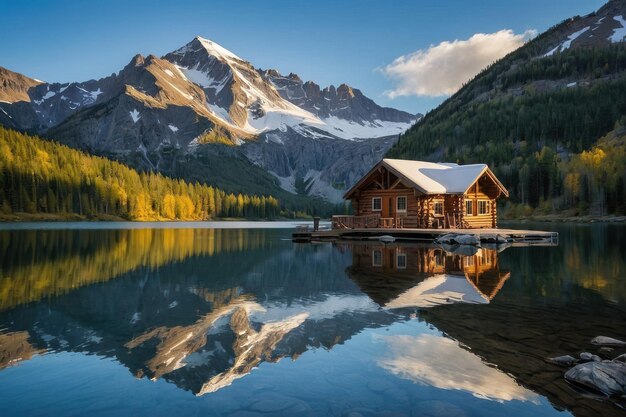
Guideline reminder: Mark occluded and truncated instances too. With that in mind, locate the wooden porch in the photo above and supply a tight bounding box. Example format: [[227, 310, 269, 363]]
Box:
[[331, 213, 468, 230], [293, 224, 559, 246]]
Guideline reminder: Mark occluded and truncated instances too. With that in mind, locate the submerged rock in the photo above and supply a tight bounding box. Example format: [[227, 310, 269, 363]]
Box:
[[564, 360, 626, 397], [455, 234, 480, 246], [599, 347, 614, 356], [580, 352, 602, 362], [547, 355, 578, 367], [591, 336, 626, 347]]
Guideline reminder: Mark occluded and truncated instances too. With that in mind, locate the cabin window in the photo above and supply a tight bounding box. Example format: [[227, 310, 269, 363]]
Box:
[[372, 197, 382, 212], [465, 200, 473, 216], [396, 196, 407, 212], [478, 200, 489, 215], [372, 249, 382, 267], [396, 253, 407, 269], [433, 201, 443, 215]]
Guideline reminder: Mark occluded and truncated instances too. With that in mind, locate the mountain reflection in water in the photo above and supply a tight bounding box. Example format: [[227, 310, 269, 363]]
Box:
[[0, 224, 624, 417]]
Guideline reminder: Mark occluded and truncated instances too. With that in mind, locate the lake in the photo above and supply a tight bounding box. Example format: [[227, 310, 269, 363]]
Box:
[[0, 222, 624, 417]]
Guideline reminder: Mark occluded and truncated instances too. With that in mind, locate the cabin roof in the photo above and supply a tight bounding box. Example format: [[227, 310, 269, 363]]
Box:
[[344, 158, 509, 198]]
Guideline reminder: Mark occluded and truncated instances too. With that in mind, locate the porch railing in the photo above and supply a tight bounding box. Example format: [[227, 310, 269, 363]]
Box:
[[332, 214, 398, 229], [331, 213, 470, 230]]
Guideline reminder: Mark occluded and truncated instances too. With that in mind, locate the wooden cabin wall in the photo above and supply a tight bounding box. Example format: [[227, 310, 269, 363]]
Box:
[[463, 181, 498, 228], [463, 197, 498, 228], [352, 187, 418, 218]]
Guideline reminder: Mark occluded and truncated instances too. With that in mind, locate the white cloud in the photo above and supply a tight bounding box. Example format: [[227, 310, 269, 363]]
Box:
[[382, 29, 537, 98], [376, 333, 540, 403]]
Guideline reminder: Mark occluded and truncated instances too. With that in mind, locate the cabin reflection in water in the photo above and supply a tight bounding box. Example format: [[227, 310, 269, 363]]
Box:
[[341, 242, 510, 308]]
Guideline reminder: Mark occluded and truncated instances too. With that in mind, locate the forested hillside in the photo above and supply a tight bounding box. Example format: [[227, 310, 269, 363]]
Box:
[[0, 127, 285, 220], [389, 28, 626, 217]]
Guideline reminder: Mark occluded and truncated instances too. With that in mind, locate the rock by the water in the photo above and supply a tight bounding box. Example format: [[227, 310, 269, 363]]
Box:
[[564, 360, 626, 397], [455, 234, 480, 246], [580, 352, 602, 362], [547, 355, 578, 367], [435, 234, 480, 246], [591, 336, 626, 346]]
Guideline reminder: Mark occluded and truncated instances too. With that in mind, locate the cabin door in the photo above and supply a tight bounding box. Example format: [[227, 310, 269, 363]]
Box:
[[382, 196, 394, 219]]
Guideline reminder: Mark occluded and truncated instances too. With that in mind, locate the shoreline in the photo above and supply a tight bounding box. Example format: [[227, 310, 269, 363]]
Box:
[[501, 215, 626, 224], [1, 213, 624, 224], [0, 213, 314, 223]]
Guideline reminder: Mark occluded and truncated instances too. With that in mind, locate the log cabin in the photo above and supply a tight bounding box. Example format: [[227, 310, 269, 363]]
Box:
[[337, 159, 509, 229]]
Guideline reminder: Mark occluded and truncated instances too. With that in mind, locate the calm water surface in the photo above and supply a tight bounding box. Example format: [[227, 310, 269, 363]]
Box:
[[0, 222, 624, 417]]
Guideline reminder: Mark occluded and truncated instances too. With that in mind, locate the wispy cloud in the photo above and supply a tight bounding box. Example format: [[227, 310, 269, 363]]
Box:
[[382, 29, 537, 98], [376, 333, 540, 403]]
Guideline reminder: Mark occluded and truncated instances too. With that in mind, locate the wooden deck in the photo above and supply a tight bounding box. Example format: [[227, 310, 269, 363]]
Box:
[[293, 227, 558, 246]]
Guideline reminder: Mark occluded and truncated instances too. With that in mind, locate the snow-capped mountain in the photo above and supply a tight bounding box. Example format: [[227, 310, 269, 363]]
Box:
[[260, 69, 414, 139], [163, 37, 416, 140], [0, 37, 419, 202]]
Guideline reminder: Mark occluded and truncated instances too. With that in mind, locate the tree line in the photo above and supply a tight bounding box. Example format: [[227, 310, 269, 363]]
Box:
[[0, 127, 282, 220]]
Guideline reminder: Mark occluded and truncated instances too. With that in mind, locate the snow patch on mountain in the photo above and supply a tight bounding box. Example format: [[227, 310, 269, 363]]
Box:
[[208, 103, 233, 124], [180, 66, 230, 93], [130, 109, 140, 123], [168, 124, 178, 133], [244, 105, 324, 135], [0, 107, 12, 119], [545, 26, 590, 56], [322, 117, 414, 140], [42, 90, 56, 100], [609, 15, 626, 43]]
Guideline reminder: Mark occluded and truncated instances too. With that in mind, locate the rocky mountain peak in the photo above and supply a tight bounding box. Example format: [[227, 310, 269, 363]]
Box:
[[287, 72, 302, 82], [0, 66, 43, 103], [130, 54, 146, 66], [263, 69, 281, 78], [193, 36, 244, 62], [261, 69, 416, 127], [337, 83, 356, 98]]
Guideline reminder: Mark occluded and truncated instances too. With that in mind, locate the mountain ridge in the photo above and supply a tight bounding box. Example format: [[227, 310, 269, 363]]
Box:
[[0, 36, 419, 203]]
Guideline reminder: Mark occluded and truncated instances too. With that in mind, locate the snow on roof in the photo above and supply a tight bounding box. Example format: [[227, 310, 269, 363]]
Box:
[[382, 158, 488, 194], [384, 274, 489, 309]]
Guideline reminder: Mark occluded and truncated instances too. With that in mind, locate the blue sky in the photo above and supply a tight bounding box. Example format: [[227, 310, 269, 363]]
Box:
[[0, 0, 606, 114]]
